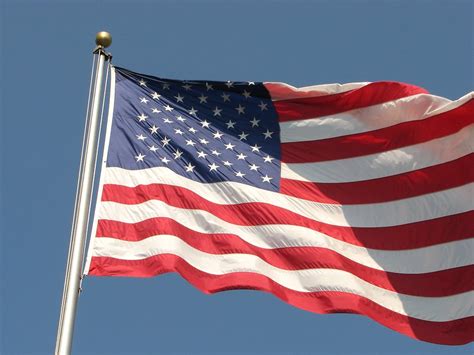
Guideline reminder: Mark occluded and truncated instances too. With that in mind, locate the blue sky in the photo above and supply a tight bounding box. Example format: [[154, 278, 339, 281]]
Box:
[[1, 1, 472, 354]]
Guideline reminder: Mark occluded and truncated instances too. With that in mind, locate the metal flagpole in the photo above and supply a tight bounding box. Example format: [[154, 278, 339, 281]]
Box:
[[55, 32, 112, 355]]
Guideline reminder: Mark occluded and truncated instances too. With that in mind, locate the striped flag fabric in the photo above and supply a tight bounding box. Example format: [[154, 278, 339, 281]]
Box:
[[84, 66, 473, 345]]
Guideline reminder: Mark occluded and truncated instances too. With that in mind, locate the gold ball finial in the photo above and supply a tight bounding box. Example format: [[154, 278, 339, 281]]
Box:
[[95, 31, 112, 48]]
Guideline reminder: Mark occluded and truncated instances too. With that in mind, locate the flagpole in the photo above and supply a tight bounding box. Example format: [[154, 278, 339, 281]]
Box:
[[55, 32, 112, 355]]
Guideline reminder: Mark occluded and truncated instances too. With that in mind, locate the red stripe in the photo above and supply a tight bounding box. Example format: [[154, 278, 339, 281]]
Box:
[[101, 183, 473, 250], [281, 155, 474, 204], [88, 255, 474, 345], [272, 82, 428, 122], [96, 218, 473, 297], [281, 99, 473, 163]]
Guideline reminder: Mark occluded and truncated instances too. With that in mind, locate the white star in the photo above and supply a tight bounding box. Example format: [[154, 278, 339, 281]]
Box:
[[226, 81, 234, 88], [251, 144, 261, 152], [161, 156, 170, 164], [235, 171, 245, 177], [173, 149, 183, 160], [226, 120, 236, 129], [139, 79, 147, 86], [174, 94, 184, 103], [261, 175, 273, 183], [249, 163, 259, 171], [236, 153, 247, 160], [213, 107, 222, 116], [197, 151, 208, 159], [163, 118, 173, 124], [208, 162, 219, 171], [223, 161, 233, 166], [250, 117, 260, 127], [164, 104, 174, 112], [174, 128, 184, 135], [182, 84, 192, 91], [263, 129, 274, 139], [149, 145, 159, 152], [151, 92, 161, 100], [151, 108, 161, 113], [199, 94, 208, 103], [136, 134, 146, 141], [149, 125, 159, 134], [199, 138, 209, 145], [224, 142, 235, 150], [200, 120, 210, 128], [161, 137, 171, 146], [176, 115, 186, 122], [189, 107, 198, 115], [242, 90, 251, 99], [235, 104, 245, 115], [205, 82, 213, 91], [238, 131, 248, 140], [188, 127, 197, 133], [140, 97, 149, 104], [185, 139, 196, 146], [135, 153, 145, 162], [263, 155, 274, 163], [213, 131, 223, 139], [211, 150, 221, 156], [137, 113, 148, 122], [221, 93, 231, 102], [259, 101, 268, 111], [162, 83, 171, 90], [185, 162, 195, 172]]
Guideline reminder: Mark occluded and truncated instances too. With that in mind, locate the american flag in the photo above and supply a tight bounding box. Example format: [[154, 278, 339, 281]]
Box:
[[85, 66, 473, 345]]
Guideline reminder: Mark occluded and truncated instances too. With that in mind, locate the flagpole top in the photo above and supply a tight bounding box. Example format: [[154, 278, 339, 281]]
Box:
[[95, 31, 112, 48]]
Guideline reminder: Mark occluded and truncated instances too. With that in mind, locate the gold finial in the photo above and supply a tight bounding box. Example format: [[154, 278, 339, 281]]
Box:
[[95, 31, 112, 48]]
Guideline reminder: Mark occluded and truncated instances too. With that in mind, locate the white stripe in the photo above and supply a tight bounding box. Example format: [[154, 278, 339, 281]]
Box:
[[91, 235, 474, 322], [96, 199, 474, 274], [282, 124, 473, 183], [265, 81, 369, 101], [280, 93, 472, 143], [101, 166, 473, 228]]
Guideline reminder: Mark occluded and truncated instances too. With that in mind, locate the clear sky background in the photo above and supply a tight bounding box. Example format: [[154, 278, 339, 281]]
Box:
[[1, 1, 472, 354]]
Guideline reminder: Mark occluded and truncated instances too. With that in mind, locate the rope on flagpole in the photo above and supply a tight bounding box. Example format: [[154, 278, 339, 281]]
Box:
[[55, 49, 97, 348], [78, 54, 111, 293]]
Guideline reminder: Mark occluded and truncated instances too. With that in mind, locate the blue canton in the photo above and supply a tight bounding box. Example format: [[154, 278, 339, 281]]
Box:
[[107, 67, 281, 191]]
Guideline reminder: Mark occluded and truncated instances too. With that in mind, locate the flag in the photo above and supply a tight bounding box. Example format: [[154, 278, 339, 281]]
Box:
[[84, 66, 473, 345]]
